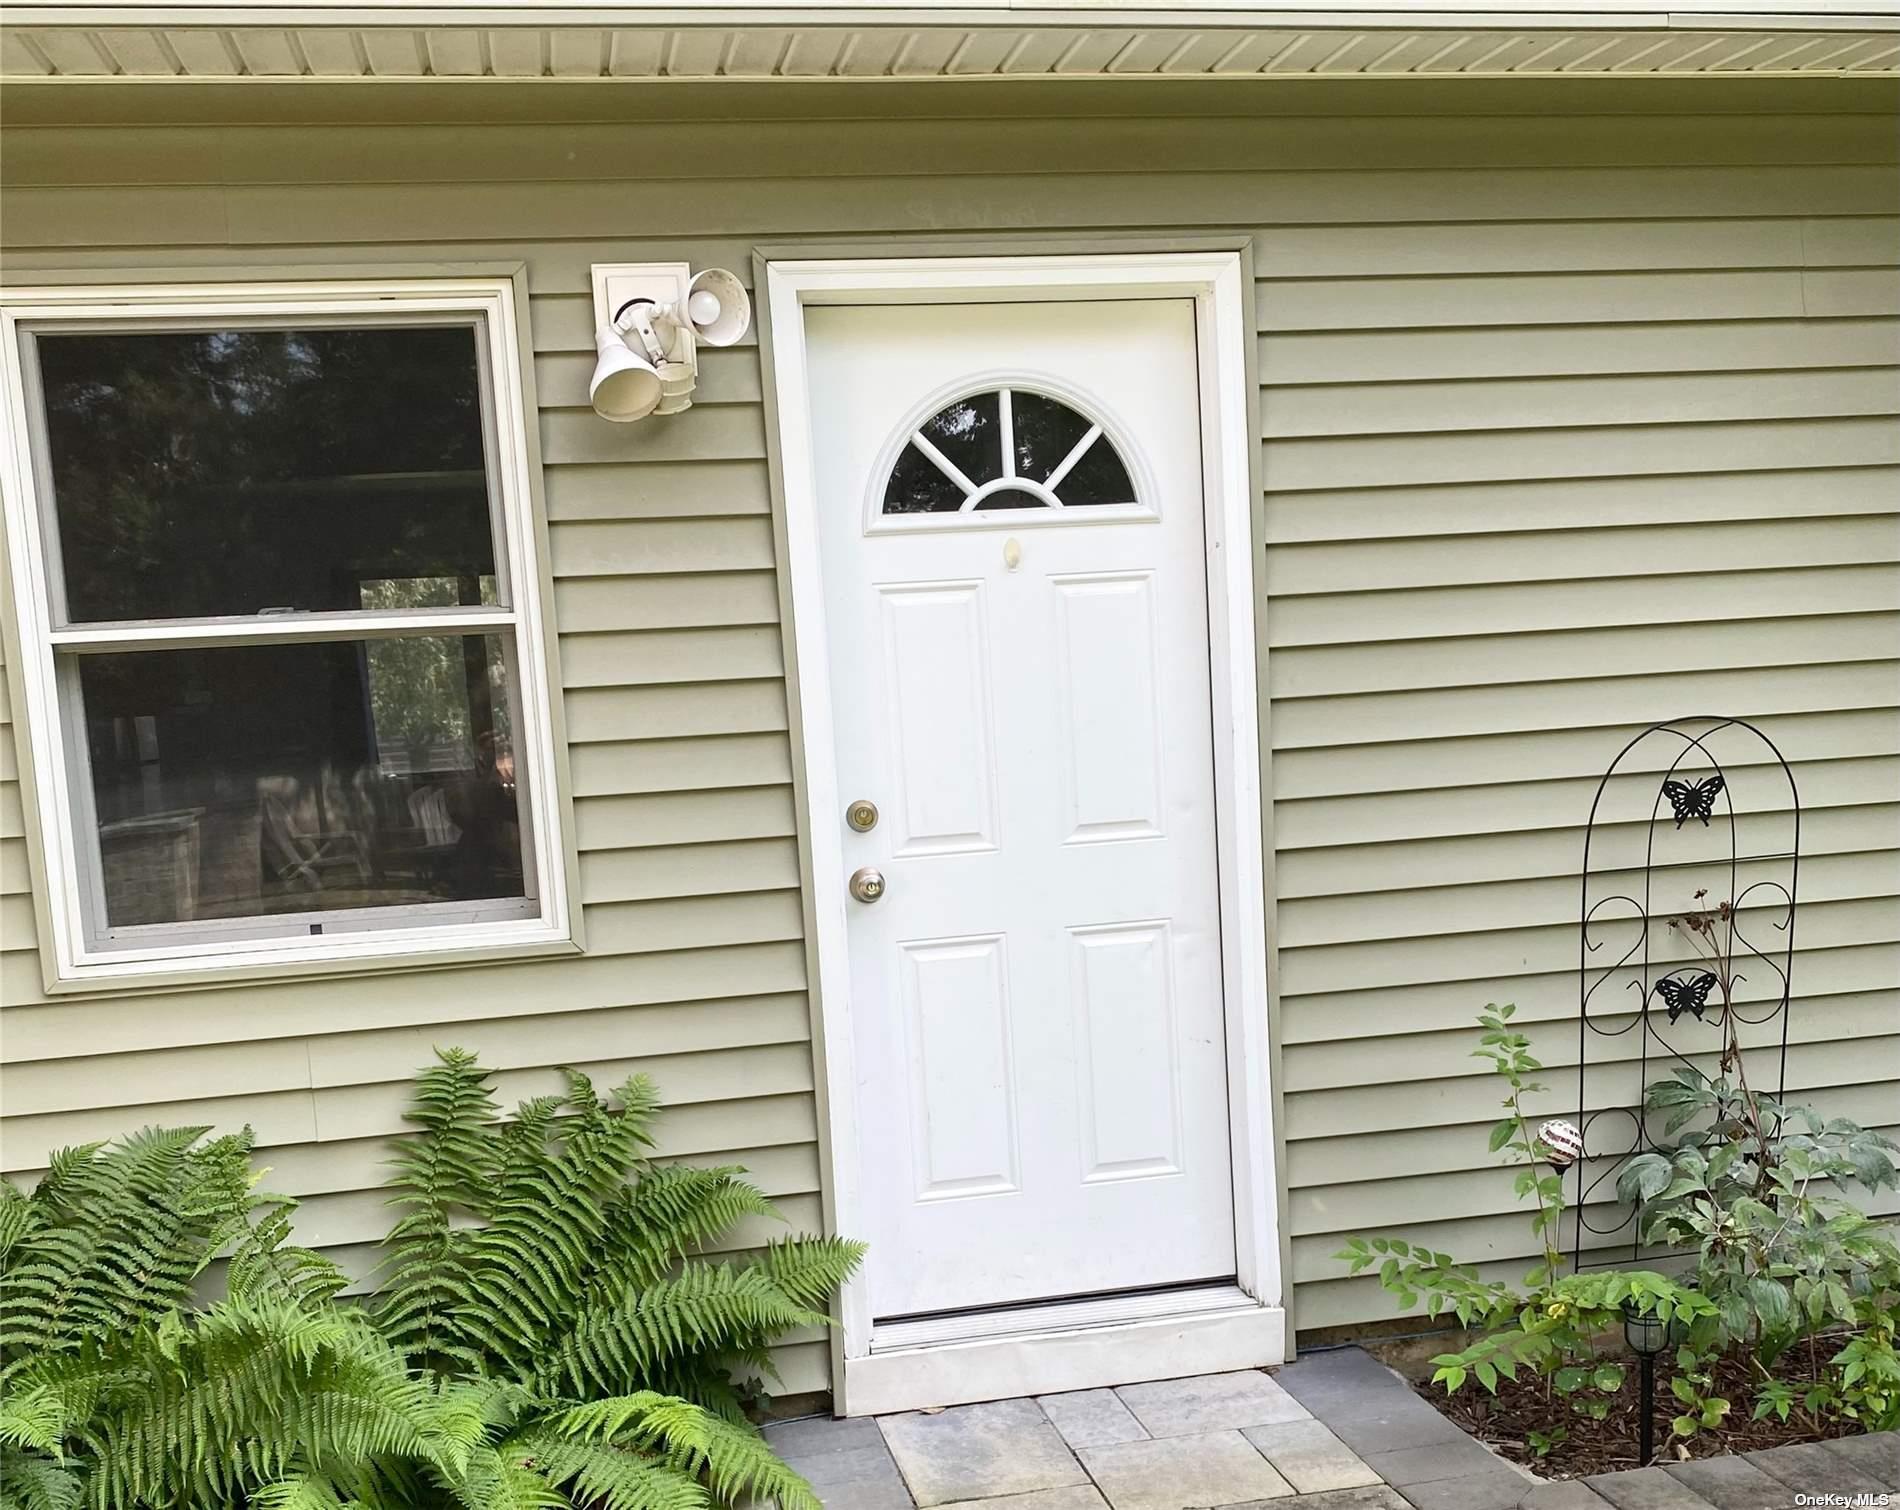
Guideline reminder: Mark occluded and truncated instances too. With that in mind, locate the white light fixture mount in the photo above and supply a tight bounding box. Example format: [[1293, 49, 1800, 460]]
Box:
[[588, 261, 751, 424]]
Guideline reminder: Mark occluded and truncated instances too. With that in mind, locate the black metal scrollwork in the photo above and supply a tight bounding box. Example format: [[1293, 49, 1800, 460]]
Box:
[[1568, 717, 1799, 1269]]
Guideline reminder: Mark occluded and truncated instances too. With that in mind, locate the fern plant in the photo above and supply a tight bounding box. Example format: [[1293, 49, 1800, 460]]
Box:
[[0, 1125, 467, 1510], [374, 1048, 867, 1510]]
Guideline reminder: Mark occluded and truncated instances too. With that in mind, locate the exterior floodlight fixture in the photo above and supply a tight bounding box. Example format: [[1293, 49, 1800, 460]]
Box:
[[588, 267, 751, 423]]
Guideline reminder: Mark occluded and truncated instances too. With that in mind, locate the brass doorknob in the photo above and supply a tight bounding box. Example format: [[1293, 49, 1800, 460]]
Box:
[[849, 867, 887, 904]]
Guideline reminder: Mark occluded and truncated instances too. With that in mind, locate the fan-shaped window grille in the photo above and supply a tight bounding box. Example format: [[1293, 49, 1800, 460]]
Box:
[[882, 388, 1139, 515]]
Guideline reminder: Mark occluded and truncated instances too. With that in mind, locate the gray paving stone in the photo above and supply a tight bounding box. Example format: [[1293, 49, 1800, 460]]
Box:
[[1363, 1436, 1512, 1487], [1748, 1440, 1890, 1497], [1241, 1419, 1382, 1493], [792, 1444, 906, 1488], [1037, 1388, 1149, 1448], [813, 1476, 919, 1510], [1313, 1397, 1473, 1456], [764, 1414, 888, 1460], [1271, 1350, 1412, 1414], [1114, 1371, 1311, 1439], [934, 1489, 1109, 1510], [1585, 1467, 1718, 1510], [1820, 1432, 1900, 1491], [1662, 1454, 1800, 1510], [1220, 1489, 1411, 1510], [1398, 1469, 1535, 1510], [879, 1399, 1088, 1508], [1077, 1429, 1296, 1510], [1518, 1481, 1618, 1510]]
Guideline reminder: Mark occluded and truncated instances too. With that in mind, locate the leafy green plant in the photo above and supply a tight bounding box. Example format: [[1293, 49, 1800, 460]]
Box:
[[1337, 1003, 1720, 1415], [1668, 1343, 1732, 1441], [1617, 1067, 1900, 1356], [374, 1047, 868, 1509], [0, 1055, 867, 1510], [0, 1125, 465, 1510]]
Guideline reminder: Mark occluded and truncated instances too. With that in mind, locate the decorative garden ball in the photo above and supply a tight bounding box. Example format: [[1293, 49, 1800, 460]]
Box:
[[1538, 1119, 1585, 1170]]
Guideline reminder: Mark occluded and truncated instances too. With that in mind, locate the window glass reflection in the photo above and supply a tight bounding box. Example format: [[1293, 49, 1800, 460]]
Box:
[[37, 325, 498, 623], [78, 635, 527, 932]]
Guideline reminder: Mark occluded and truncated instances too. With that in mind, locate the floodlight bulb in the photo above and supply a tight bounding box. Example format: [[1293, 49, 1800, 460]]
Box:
[[687, 289, 723, 325]]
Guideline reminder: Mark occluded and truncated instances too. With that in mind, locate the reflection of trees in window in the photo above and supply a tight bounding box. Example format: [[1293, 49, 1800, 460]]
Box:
[[882, 387, 1137, 515], [37, 326, 497, 622]]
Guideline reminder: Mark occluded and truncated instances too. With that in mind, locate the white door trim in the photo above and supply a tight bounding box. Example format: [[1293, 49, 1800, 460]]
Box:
[[762, 252, 1282, 1414]]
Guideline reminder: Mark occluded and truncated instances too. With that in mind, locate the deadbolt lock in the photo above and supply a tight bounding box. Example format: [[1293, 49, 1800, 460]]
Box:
[[849, 867, 887, 904], [846, 799, 879, 832]]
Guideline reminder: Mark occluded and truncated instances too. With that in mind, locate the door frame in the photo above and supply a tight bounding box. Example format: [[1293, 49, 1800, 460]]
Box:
[[760, 251, 1283, 1414]]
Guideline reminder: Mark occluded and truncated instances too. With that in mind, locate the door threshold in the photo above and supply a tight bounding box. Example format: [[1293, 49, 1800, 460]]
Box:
[[872, 1281, 1251, 1352], [842, 1289, 1285, 1416]]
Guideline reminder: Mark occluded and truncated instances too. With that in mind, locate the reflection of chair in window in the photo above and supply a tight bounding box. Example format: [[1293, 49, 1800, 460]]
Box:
[[258, 773, 372, 893], [409, 785, 460, 847]]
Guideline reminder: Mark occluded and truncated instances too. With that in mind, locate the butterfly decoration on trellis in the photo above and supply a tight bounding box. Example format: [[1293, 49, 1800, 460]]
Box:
[[1661, 773, 1725, 828], [1652, 970, 1719, 1024]]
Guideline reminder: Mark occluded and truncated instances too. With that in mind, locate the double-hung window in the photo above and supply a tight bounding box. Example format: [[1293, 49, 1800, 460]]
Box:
[[0, 279, 572, 986]]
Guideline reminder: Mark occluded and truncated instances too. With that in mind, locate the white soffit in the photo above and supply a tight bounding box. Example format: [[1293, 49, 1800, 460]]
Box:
[[3, 2, 1897, 79]]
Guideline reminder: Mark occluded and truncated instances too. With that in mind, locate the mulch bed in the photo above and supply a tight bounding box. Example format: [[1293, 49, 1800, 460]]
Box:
[[1410, 1341, 1861, 1479]]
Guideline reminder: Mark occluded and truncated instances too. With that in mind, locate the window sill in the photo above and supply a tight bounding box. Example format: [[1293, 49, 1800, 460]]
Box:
[[34, 925, 583, 998]]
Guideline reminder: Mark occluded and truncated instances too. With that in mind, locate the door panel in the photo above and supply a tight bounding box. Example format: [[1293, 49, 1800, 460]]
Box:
[[806, 299, 1235, 1322]]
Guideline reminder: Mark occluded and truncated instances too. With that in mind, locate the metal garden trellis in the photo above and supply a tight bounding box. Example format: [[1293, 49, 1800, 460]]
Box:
[[1567, 716, 1801, 1271]]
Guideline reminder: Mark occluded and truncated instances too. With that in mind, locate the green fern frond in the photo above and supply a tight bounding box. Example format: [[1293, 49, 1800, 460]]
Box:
[[753, 1236, 869, 1313], [0, 1447, 83, 1510], [533, 1264, 833, 1400], [505, 1428, 705, 1510]]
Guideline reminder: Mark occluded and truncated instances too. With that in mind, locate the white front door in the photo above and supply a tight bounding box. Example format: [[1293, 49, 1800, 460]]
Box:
[[806, 299, 1237, 1325]]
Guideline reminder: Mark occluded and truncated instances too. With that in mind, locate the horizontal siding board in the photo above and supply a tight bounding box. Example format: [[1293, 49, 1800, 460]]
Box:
[[575, 786, 796, 850], [3, 994, 813, 1121], [1260, 317, 1900, 385], [1277, 803, 1895, 900], [1276, 848, 1895, 954], [1259, 269, 1811, 332], [1270, 663, 1900, 750], [10, 168, 1898, 254], [550, 517, 776, 577], [1263, 470, 1900, 544], [1270, 710, 1900, 800], [560, 626, 783, 689], [1275, 895, 1900, 1000], [7, 118, 1894, 190], [543, 459, 772, 522], [563, 680, 787, 743], [568, 735, 793, 797], [1271, 940, 1897, 1055], [1268, 613, 1899, 699], [1266, 565, 1900, 648], [1284, 1033, 1900, 1148], [1286, 1086, 1900, 1194], [1282, 1004, 1900, 1100], [1262, 415, 1900, 492], [1264, 367, 1900, 439], [1264, 516, 1900, 597], [0, 941, 811, 1054], [579, 838, 802, 904], [553, 572, 780, 633]]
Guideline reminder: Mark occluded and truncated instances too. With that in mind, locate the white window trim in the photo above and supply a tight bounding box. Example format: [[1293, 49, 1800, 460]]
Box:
[[0, 278, 574, 987]]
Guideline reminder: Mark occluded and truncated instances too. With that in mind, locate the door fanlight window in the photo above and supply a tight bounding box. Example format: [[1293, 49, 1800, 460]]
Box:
[[881, 387, 1140, 516]]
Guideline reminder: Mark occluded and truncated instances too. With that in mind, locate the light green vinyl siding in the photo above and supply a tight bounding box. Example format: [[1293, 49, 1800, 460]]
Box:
[[1, 82, 1897, 1372]]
